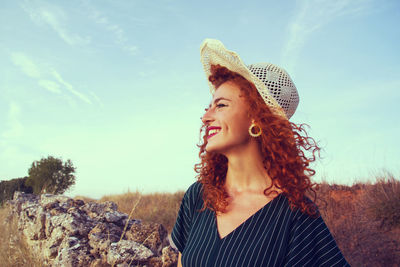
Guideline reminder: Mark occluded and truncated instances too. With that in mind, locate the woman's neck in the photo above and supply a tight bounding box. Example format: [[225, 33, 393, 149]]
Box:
[[223, 141, 273, 195]]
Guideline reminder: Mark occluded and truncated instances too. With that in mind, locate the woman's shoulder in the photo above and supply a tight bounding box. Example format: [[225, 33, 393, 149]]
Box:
[[278, 193, 321, 221], [185, 181, 203, 195], [182, 181, 204, 209]]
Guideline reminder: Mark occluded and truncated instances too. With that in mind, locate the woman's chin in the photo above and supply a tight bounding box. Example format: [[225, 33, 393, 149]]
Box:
[[205, 143, 226, 155], [205, 143, 219, 153]]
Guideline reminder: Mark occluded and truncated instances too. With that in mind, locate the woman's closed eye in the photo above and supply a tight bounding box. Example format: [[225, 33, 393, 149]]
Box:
[[216, 103, 227, 108]]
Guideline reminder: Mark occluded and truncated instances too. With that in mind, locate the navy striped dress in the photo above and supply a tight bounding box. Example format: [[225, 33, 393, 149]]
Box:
[[171, 182, 350, 267]]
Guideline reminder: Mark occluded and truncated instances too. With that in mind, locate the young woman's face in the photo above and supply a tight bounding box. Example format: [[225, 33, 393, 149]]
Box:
[[202, 81, 253, 154]]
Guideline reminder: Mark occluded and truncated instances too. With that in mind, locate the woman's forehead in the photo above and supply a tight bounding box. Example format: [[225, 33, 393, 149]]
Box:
[[212, 81, 241, 100], [207, 83, 246, 109]]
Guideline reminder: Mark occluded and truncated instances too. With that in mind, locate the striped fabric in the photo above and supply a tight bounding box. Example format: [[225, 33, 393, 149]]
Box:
[[171, 182, 350, 267]]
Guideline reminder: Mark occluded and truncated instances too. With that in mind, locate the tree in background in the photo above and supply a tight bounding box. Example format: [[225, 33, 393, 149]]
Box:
[[26, 156, 76, 195], [0, 177, 33, 206]]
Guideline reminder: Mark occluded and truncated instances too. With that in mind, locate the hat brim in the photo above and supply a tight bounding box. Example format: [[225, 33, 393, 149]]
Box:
[[200, 39, 287, 119]]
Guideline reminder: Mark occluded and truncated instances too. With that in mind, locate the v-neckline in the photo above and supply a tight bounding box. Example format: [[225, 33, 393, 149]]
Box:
[[214, 193, 282, 240]]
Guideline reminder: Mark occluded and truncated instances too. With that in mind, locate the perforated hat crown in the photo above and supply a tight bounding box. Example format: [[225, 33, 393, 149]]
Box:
[[247, 63, 299, 119], [200, 39, 299, 119]]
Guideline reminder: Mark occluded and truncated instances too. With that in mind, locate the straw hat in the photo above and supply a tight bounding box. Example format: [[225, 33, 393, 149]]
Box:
[[200, 39, 299, 120]]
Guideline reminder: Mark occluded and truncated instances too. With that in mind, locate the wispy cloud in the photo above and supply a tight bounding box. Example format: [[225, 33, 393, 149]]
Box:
[[10, 52, 93, 104], [282, 0, 373, 71], [38, 79, 62, 93], [89, 91, 104, 107], [51, 70, 92, 104], [20, 1, 90, 46], [2, 102, 23, 139], [88, 7, 138, 55], [11, 53, 41, 78]]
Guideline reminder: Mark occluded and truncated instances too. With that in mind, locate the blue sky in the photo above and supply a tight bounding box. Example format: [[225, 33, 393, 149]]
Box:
[[1, 0, 399, 198]]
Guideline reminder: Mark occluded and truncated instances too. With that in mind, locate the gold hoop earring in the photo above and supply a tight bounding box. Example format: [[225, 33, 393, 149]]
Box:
[[249, 120, 262, 137]]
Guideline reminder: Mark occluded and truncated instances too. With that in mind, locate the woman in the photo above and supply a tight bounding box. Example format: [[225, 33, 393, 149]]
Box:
[[171, 39, 349, 267]]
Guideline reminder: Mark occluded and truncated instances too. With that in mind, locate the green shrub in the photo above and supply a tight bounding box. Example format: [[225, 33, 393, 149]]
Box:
[[0, 177, 32, 206], [25, 156, 76, 195]]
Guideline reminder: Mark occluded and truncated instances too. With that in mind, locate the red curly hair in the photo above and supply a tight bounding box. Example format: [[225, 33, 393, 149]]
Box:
[[194, 64, 321, 216]]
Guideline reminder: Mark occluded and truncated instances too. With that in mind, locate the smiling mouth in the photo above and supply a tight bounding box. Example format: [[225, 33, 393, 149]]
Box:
[[207, 128, 221, 139]]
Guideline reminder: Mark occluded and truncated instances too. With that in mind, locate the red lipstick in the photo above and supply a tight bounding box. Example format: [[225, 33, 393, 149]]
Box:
[[207, 126, 221, 139]]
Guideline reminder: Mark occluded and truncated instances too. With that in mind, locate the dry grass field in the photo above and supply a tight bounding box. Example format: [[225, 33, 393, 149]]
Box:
[[0, 206, 43, 266], [1, 173, 399, 266], [315, 174, 400, 266], [97, 190, 185, 232]]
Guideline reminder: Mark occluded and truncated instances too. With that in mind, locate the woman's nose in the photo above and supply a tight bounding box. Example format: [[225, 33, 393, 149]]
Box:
[[201, 108, 214, 125]]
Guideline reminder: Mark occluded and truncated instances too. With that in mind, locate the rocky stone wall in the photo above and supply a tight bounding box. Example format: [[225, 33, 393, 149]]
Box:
[[6, 191, 178, 267]]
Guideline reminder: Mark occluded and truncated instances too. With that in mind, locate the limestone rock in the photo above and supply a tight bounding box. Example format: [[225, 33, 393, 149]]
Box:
[[162, 246, 179, 267], [6, 191, 178, 266], [125, 221, 169, 255], [107, 240, 154, 265]]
